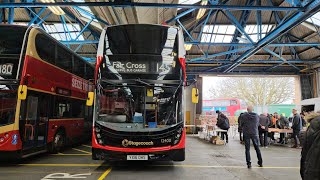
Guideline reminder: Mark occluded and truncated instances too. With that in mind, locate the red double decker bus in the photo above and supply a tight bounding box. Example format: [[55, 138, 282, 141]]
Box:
[[87, 24, 189, 161], [202, 98, 247, 116], [0, 25, 94, 159]]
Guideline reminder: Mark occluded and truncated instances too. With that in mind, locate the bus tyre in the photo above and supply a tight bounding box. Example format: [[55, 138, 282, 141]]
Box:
[[49, 130, 65, 154]]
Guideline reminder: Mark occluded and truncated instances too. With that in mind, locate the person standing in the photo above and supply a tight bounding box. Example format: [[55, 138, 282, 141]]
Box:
[[275, 113, 289, 144], [268, 113, 276, 141], [240, 106, 263, 168], [238, 113, 244, 144], [300, 111, 320, 180], [216, 110, 230, 143], [259, 113, 270, 148], [291, 109, 302, 148]]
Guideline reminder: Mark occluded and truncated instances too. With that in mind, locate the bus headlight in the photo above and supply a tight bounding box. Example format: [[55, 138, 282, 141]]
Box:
[[95, 127, 101, 133], [0, 137, 4, 143], [173, 127, 183, 145], [98, 139, 104, 145], [96, 133, 101, 138]]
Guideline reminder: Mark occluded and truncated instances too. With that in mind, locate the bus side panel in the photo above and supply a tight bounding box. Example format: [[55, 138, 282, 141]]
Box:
[[0, 130, 22, 151], [47, 119, 84, 144], [24, 55, 87, 99]]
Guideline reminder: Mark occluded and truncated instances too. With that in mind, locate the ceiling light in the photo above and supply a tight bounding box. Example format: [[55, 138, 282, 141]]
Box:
[[196, 0, 208, 20], [40, 0, 65, 15], [184, 44, 193, 51]]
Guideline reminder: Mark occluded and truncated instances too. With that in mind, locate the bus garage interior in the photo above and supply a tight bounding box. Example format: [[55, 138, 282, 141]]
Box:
[[1, 0, 320, 180]]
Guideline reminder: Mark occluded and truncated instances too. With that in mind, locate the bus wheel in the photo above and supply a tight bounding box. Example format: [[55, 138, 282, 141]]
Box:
[[49, 130, 65, 153]]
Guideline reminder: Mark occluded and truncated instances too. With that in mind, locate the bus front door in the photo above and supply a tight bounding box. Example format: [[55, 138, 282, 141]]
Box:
[[21, 94, 48, 150]]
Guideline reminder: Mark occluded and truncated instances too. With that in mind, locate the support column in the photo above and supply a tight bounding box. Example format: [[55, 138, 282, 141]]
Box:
[[8, 0, 14, 24], [314, 69, 319, 97], [185, 86, 194, 133], [185, 76, 203, 133], [294, 76, 301, 104]]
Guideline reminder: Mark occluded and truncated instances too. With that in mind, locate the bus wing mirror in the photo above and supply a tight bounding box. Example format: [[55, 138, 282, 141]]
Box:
[[86, 92, 94, 106], [192, 88, 199, 104], [18, 85, 28, 100]]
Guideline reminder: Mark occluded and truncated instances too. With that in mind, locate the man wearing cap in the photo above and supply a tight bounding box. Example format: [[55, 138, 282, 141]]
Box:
[[291, 109, 302, 148]]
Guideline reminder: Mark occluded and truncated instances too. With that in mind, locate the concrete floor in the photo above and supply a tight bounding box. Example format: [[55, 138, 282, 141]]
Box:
[[0, 135, 302, 180]]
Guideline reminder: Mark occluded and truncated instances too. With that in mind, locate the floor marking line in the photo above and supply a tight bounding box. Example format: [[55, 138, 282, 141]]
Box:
[[152, 164, 300, 169], [15, 163, 299, 169], [18, 164, 108, 167], [0, 171, 103, 174], [72, 148, 91, 154], [82, 144, 92, 148], [98, 167, 112, 180], [51, 154, 92, 156]]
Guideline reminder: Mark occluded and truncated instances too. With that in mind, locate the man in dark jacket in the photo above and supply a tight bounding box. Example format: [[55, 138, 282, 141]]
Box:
[[216, 110, 230, 143], [259, 113, 270, 148], [240, 106, 263, 168], [275, 113, 289, 144], [291, 109, 302, 148], [238, 113, 244, 144], [300, 112, 320, 180]]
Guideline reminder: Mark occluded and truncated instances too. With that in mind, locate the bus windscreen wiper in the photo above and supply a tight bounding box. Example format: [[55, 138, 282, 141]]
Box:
[[0, 79, 19, 85], [134, 78, 151, 87]]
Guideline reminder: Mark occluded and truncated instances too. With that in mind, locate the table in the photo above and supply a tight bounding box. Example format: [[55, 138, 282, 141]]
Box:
[[204, 125, 227, 141], [268, 128, 293, 133], [268, 128, 293, 145]]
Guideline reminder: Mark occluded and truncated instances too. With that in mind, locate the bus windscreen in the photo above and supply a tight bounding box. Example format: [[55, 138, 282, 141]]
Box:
[[103, 24, 180, 80], [0, 26, 26, 126], [0, 26, 26, 79], [96, 25, 183, 130]]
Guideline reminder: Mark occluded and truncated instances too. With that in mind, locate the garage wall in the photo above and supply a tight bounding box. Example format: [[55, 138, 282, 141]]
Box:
[[300, 74, 315, 100]]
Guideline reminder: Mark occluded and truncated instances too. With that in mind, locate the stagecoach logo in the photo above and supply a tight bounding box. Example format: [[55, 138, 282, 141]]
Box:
[[112, 61, 147, 73], [121, 139, 154, 147]]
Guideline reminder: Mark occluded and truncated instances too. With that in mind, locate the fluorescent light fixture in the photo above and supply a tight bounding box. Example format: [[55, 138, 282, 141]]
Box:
[[41, 0, 65, 15], [184, 44, 193, 51], [196, 0, 208, 20]]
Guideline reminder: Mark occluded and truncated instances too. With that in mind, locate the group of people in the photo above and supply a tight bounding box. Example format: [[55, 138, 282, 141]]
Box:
[[215, 107, 320, 179], [231, 107, 320, 179], [238, 109, 305, 148]]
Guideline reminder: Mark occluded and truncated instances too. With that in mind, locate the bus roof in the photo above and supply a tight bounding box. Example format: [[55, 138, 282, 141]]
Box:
[[103, 23, 179, 30]]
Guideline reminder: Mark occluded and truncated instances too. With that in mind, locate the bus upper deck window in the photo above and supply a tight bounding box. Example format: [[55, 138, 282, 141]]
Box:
[[230, 100, 237, 106]]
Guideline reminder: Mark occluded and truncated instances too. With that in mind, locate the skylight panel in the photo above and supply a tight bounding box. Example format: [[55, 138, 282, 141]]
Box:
[[200, 25, 273, 43], [179, 0, 200, 4], [306, 12, 320, 26], [72, 0, 97, 21], [178, 0, 201, 10], [43, 24, 85, 41], [240, 25, 273, 42], [201, 25, 236, 43]]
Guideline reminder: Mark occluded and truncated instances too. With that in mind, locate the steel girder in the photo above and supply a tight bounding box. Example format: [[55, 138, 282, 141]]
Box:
[[0, 2, 303, 11], [184, 42, 320, 47], [223, 0, 320, 73], [187, 59, 320, 64], [225, 0, 255, 61]]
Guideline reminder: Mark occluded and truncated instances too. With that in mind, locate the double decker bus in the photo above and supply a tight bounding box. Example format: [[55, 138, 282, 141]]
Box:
[[87, 24, 191, 161], [0, 25, 94, 158], [202, 98, 247, 116]]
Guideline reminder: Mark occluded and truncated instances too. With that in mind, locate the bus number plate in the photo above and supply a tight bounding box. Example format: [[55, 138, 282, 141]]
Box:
[[127, 155, 148, 160]]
